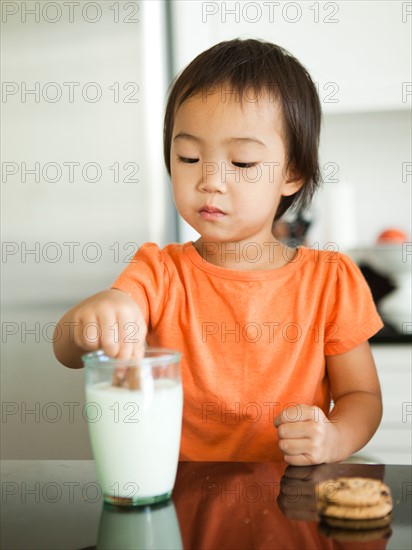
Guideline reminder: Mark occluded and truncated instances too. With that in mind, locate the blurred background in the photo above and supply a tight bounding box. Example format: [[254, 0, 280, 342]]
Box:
[[1, 1, 411, 462]]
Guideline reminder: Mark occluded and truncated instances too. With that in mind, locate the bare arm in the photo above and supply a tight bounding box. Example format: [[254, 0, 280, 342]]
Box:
[[275, 341, 383, 465], [323, 340, 382, 461], [53, 289, 147, 369]]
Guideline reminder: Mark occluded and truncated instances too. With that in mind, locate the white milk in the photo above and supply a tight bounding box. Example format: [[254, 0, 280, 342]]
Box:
[[86, 379, 183, 500]]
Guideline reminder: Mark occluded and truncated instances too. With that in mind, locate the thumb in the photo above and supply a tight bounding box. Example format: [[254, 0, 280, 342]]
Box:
[[274, 403, 317, 427]]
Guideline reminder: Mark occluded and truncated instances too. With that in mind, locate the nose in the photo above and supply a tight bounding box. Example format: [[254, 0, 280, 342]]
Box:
[[199, 161, 227, 193]]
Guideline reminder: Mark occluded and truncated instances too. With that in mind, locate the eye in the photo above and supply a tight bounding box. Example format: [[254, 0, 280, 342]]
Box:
[[177, 156, 198, 164], [232, 162, 258, 168]]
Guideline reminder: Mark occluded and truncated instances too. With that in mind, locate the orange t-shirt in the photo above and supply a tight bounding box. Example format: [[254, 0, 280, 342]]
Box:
[[112, 242, 383, 462]]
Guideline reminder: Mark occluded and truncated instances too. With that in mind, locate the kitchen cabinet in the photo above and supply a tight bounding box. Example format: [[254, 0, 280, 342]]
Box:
[[353, 345, 412, 464]]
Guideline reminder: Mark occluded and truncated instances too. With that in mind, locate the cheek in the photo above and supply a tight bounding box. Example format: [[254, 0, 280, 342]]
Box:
[[239, 178, 282, 203], [170, 162, 181, 190], [239, 185, 283, 219], [171, 178, 188, 210]]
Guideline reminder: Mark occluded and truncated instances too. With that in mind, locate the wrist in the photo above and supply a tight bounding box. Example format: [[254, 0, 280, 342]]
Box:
[[323, 420, 343, 463]]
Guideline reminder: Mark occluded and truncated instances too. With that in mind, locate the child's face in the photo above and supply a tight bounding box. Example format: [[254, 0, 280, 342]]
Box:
[[170, 89, 302, 245]]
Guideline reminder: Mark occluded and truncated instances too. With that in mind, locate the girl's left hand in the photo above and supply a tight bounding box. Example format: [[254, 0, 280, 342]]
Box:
[[274, 404, 338, 465]]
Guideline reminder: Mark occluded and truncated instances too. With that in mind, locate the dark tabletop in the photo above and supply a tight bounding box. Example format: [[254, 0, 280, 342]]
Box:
[[1, 460, 411, 550]]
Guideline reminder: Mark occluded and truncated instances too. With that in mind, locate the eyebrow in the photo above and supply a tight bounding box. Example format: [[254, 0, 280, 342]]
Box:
[[173, 133, 266, 147]]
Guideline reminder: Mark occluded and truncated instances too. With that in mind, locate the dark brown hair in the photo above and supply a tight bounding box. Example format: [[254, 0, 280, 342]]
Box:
[[163, 38, 322, 220]]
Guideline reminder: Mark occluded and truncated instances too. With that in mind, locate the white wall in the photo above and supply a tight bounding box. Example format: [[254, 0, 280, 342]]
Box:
[[1, 1, 175, 459], [2, 1, 176, 307]]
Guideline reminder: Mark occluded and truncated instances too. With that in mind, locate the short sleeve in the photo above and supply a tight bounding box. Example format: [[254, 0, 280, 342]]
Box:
[[324, 253, 383, 355], [111, 242, 171, 329]]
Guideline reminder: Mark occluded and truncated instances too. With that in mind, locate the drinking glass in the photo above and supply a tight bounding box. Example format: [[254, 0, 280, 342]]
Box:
[[83, 348, 183, 506]]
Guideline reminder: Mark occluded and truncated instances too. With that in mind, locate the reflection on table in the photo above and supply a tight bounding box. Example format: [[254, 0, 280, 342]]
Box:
[[172, 461, 390, 550], [1, 460, 410, 550], [96, 500, 183, 549]]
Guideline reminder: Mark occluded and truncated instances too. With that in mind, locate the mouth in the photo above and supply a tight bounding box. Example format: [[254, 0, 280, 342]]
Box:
[[199, 205, 226, 220]]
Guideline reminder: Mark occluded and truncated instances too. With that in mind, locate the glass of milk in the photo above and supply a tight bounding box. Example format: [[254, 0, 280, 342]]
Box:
[[83, 348, 183, 507]]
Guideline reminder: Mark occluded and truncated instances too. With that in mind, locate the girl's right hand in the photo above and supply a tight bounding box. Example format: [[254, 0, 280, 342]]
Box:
[[71, 288, 147, 359], [54, 289, 147, 368]]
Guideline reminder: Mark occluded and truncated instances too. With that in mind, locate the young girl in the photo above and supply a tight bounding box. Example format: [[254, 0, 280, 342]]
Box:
[[54, 39, 383, 465]]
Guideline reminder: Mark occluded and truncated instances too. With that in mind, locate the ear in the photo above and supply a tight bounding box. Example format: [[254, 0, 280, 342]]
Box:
[[281, 164, 304, 197]]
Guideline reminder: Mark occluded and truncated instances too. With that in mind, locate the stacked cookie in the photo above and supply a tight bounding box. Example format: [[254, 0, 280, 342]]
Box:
[[316, 477, 393, 540]]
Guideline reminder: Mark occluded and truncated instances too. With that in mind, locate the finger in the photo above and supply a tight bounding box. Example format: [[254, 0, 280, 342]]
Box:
[[282, 465, 317, 481], [133, 322, 147, 359], [282, 464, 338, 486], [99, 313, 121, 358], [115, 314, 134, 361], [76, 316, 99, 351], [279, 433, 327, 467], [284, 454, 321, 467], [131, 344, 145, 361], [100, 316, 129, 386], [118, 315, 147, 360], [274, 404, 319, 427], [111, 367, 128, 387], [277, 421, 314, 440], [128, 317, 146, 360], [279, 437, 310, 457], [305, 463, 344, 484]]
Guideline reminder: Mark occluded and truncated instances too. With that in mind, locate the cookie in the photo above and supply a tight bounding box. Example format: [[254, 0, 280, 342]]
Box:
[[319, 494, 392, 520], [319, 522, 392, 542], [316, 477, 388, 507], [316, 476, 393, 526], [321, 513, 392, 530]]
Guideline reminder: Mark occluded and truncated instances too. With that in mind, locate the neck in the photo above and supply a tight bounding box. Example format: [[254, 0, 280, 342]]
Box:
[[193, 238, 298, 271]]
